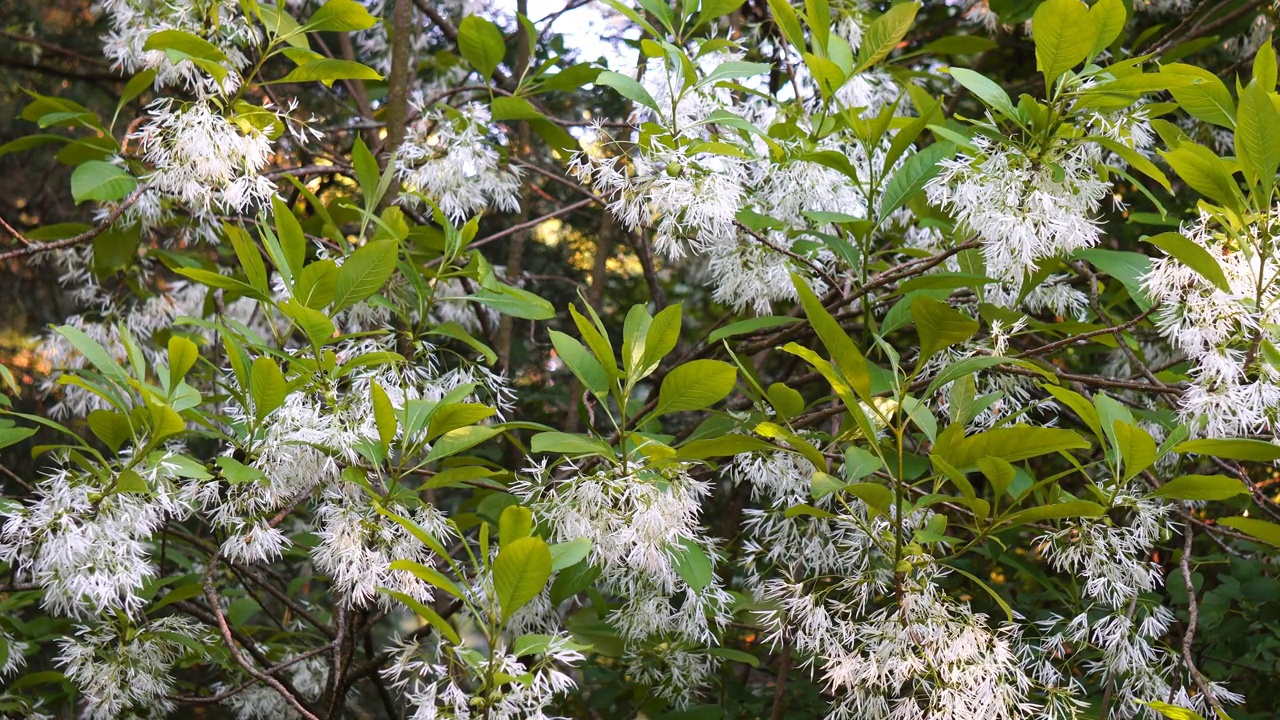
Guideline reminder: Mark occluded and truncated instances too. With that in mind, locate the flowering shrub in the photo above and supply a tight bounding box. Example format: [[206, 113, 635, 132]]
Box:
[[1, 0, 1280, 718]]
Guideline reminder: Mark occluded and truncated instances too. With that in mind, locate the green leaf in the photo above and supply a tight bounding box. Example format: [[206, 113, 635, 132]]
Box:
[[226, 225, 269, 295], [143, 29, 228, 63], [70, 161, 136, 204], [549, 330, 609, 395], [167, 335, 199, 381], [1165, 64, 1235, 129], [1144, 232, 1230, 294], [278, 59, 382, 87], [948, 68, 1017, 120], [1074, 248, 1152, 311], [249, 357, 286, 420], [115, 468, 148, 494], [498, 505, 534, 547], [1218, 517, 1280, 546], [1113, 421, 1156, 480], [1088, 0, 1126, 58], [55, 325, 128, 382], [880, 140, 955, 218], [1001, 501, 1105, 528], [1256, 36, 1277, 91], [707, 316, 800, 343], [706, 647, 760, 667], [676, 435, 778, 460], [765, 0, 806, 50], [977, 456, 1016, 500], [855, 2, 920, 73], [371, 381, 397, 448], [1043, 384, 1103, 440], [550, 537, 592, 571], [278, 299, 335, 347], [1175, 438, 1280, 462], [594, 70, 659, 110], [696, 60, 772, 88], [911, 296, 978, 364], [388, 560, 464, 600], [0, 427, 36, 451], [1161, 143, 1241, 210], [378, 587, 462, 644], [1141, 702, 1210, 720], [469, 283, 556, 320], [792, 273, 871, 399], [639, 304, 682, 379], [1151, 474, 1248, 501], [424, 425, 503, 462], [653, 359, 737, 416], [295, 259, 338, 309], [307, 0, 378, 31], [87, 410, 131, 451], [1032, 0, 1096, 85], [948, 564, 1013, 622], [458, 15, 506, 80], [112, 68, 158, 126], [926, 355, 1056, 398], [530, 431, 613, 457], [490, 96, 544, 121], [494, 535, 552, 621], [173, 267, 267, 300], [671, 538, 713, 591], [1235, 80, 1280, 196], [216, 456, 266, 485], [939, 424, 1090, 468], [333, 239, 398, 312]]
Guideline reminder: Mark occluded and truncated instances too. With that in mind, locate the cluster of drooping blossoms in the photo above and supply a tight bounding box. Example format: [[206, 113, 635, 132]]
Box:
[[58, 617, 209, 720], [1143, 211, 1280, 438], [384, 629, 585, 719], [925, 134, 1109, 304], [136, 99, 277, 215], [207, 339, 493, 594], [736, 443, 1085, 720], [1037, 481, 1242, 718], [396, 100, 523, 221], [0, 453, 200, 618], [101, 0, 257, 96], [0, 452, 212, 716], [572, 40, 906, 314], [517, 458, 733, 703]]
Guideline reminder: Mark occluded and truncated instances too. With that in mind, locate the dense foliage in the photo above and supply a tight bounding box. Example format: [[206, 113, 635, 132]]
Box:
[[1, 0, 1280, 718]]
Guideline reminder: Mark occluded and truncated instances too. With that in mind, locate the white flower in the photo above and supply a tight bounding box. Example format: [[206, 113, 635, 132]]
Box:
[[396, 101, 522, 220], [926, 135, 1109, 302], [57, 616, 207, 719], [137, 99, 276, 214]]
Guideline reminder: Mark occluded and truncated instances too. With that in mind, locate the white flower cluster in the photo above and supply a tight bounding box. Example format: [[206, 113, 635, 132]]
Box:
[[383, 633, 584, 720], [1143, 212, 1280, 437], [206, 340, 497, 573], [926, 135, 1109, 303], [518, 459, 732, 645], [314, 481, 453, 609], [101, 0, 256, 96], [761, 559, 1082, 720], [574, 43, 917, 313], [1038, 481, 1241, 717], [137, 99, 277, 214], [0, 453, 198, 618], [396, 101, 523, 221], [57, 616, 207, 719]]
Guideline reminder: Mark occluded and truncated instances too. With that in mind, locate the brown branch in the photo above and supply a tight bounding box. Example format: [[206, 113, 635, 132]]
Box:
[[0, 187, 145, 261]]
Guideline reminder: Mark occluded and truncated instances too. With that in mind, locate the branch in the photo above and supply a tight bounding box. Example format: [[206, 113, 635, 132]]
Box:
[[0, 187, 146, 261]]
